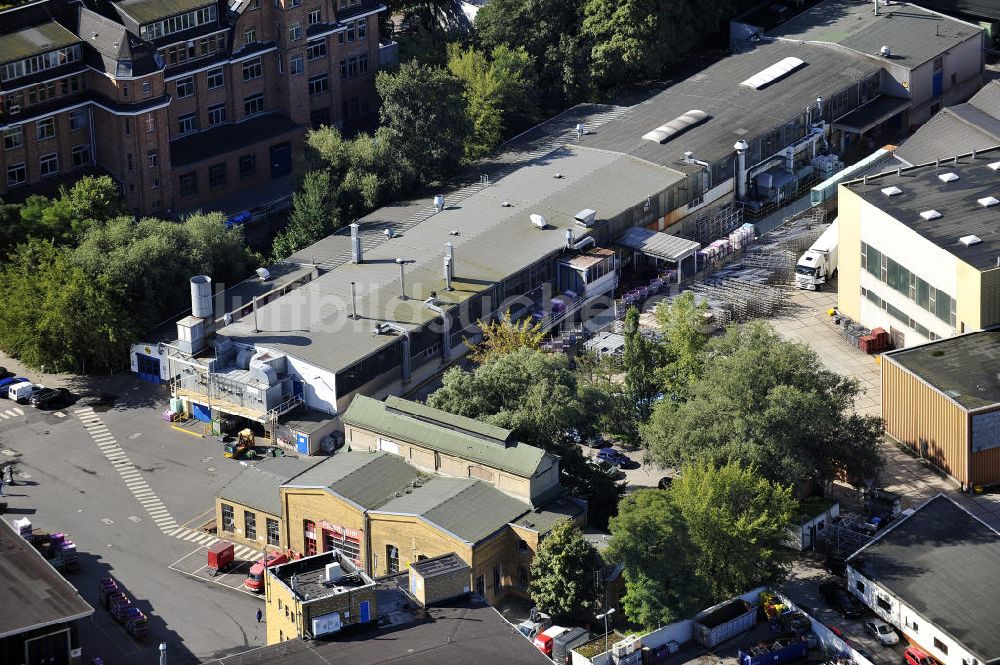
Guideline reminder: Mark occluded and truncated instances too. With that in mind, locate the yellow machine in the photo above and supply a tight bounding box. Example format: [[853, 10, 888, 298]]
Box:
[[224, 429, 257, 459]]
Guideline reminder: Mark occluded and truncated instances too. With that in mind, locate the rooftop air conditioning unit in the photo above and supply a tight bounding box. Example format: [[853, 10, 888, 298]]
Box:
[[574, 209, 597, 226], [879, 45, 891, 57], [530, 214, 546, 229]]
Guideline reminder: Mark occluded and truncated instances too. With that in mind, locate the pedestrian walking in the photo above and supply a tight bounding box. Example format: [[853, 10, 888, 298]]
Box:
[[256, 608, 263, 623]]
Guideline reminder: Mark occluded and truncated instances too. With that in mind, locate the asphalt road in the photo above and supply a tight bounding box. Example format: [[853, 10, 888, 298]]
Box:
[[0, 379, 269, 664]]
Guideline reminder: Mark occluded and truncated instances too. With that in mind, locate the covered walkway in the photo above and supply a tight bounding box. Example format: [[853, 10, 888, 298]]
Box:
[[616, 227, 701, 283]]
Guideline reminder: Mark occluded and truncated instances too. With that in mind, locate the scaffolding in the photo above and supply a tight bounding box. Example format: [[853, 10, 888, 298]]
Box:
[[676, 202, 745, 246], [814, 512, 877, 559]]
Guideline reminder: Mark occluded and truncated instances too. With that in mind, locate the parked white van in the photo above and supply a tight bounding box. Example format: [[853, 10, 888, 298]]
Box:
[[9, 382, 41, 402]]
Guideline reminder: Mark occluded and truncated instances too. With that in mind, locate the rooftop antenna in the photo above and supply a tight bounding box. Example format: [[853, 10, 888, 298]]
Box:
[[396, 258, 407, 300], [252, 295, 259, 333], [350, 281, 358, 320]]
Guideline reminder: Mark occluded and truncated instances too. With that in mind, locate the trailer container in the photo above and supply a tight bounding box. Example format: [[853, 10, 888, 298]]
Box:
[[694, 598, 757, 647], [739, 636, 809, 665], [552, 627, 589, 665]]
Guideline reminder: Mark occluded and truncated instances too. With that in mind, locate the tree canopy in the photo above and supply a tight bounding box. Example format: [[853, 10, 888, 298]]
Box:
[[528, 519, 599, 621], [272, 170, 338, 260], [465, 309, 545, 364]]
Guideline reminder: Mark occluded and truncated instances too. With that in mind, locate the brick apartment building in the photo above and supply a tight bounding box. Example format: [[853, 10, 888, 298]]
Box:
[[0, 0, 383, 215]]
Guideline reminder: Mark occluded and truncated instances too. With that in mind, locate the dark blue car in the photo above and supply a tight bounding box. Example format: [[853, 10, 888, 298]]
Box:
[[596, 448, 635, 468], [0, 376, 28, 396]]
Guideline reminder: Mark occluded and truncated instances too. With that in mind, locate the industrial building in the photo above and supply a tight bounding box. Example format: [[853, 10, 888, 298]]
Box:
[[881, 330, 1000, 489], [0, 517, 94, 665], [216, 395, 585, 604], [129, 2, 983, 435], [837, 147, 1000, 347], [895, 80, 1000, 166], [847, 494, 1000, 665], [0, 0, 385, 215]]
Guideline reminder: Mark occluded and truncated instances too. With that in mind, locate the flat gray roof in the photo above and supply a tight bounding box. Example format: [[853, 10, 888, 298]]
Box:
[[217, 456, 320, 516], [769, 0, 982, 68], [843, 146, 1000, 271], [578, 40, 880, 168], [284, 451, 422, 510], [616, 227, 701, 262], [0, 21, 81, 65], [0, 517, 94, 639], [114, 0, 215, 24], [848, 495, 1000, 664], [885, 330, 1000, 410], [216, 145, 682, 372]]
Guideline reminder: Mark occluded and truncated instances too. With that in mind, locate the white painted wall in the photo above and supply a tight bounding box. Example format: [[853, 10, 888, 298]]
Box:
[[282, 352, 338, 414], [847, 568, 980, 665]]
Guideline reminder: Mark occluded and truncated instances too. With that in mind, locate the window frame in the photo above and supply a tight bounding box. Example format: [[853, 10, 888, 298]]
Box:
[[242, 56, 262, 82], [307, 74, 328, 96], [4, 126, 23, 151], [39, 152, 58, 177], [177, 112, 198, 135], [244, 510, 257, 540], [244, 93, 264, 117], [221, 503, 235, 531], [208, 162, 227, 188], [36, 117, 55, 141], [176, 76, 195, 98], [207, 67, 225, 89], [238, 153, 257, 179], [208, 103, 227, 126], [6, 162, 26, 187], [69, 109, 88, 132], [72, 144, 91, 167], [290, 55, 304, 75], [179, 171, 199, 197], [307, 40, 326, 61]]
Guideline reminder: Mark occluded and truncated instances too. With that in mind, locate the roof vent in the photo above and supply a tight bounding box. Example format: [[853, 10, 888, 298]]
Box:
[[919, 210, 942, 220], [879, 45, 891, 57], [574, 209, 597, 226], [881, 186, 902, 197], [641, 110, 710, 144], [530, 214, 547, 229], [740, 57, 805, 89], [960, 235, 983, 246], [938, 172, 959, 183], [978, 196, 999, 207], [989, 162, 1000, 171]]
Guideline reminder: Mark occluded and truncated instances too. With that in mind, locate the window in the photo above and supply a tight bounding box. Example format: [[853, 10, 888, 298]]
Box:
[[40, 153, 60, 177], [518, 566, 529, 589], [864, 243, 880, 277], [242, 56, 262, 81], [124, 118, 130, 135], [358, 53, 368, 74], [4, 127, 22, 151], [152, 179, 160, 190], [308, 74, 328, 96], [289, 23, 302, 41], [72, 144, 91, 167], [306, 40, 326, 60], [340, 56, 366, 79], [147, 149, 159, 168], [338, 31, 345, 45], [69, 109, 88, 131], [290, 55, 303, 75], [177, 76, 195, 98], [517, 539, 529, 552], [474, 575, 485, 596], [347, 22, 355, 41], [221, 503, 235, 531], [386, 544, 399, 573], [207, 67, 224, 89], [340, 59, 348, 79], [178, 112, 198, 134], [244, 511, 257, 540], [121, 83, 129, 98], [208, 103, 227, 125], [876, 595, 891, 612], [126, 153, 134, 171], [244, 27, 257, 46], [304, 520, 317, 556], [933, 638, 949, 655], [493, 564, 502, 591], [139, 6, 217, 40], [855, 580, 865, 593], [905, 617, 920, 632], [308, 9, 321, 24], [244, 93, 264, 117], [179, 171, 198, 197], [36, 117, 55, 141], [142, 80, 152, 95], [266, 517, 279, 546], [209, 162, 227, 188], [358, 18, 367, 40], [320, 525, 362, 564], [1, 44, 82, 83], [239, 153, 257, 178], [6, 163, 26, 187], [289, 0, 301, 6]]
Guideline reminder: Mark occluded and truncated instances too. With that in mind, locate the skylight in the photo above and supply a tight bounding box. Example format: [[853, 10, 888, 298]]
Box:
[[881, 186, 902, 197], [989, 162, 1000, 171], [641, 110, 710, 144], [960, 235, 982, 246], [740, 57, 806, 89], [920, 210, 942, 220], [979, 196, 999, 207], [938, 172, 959, 183]]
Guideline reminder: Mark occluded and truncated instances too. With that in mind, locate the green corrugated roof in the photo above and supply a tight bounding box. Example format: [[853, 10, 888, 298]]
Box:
[[283, 451, 421, 510], [216, 456, 320, 517], [343, 396, 553, 479], [0, 22, 81, 66], [374, 478, 530, 544], [114, 0, 215, 25]]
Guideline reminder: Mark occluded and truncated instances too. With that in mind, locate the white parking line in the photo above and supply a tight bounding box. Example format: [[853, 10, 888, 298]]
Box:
[[4, 410, 17, 417], [11, 407, 22, 415]]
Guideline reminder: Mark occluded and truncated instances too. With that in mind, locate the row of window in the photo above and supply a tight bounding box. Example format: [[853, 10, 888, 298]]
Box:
[[2, 111, 88, 151], [6, 145, 91, 187], [1, 44, 82, 83], [861, 242, 956, 326], [140, 5, 218, 40], [340, 54, 368, 79], [162, 32, 227, 67], [863, 288, 942, 342], [3, 74, 82, 111], [221, 503, 280, 545], [178, 154, 258, 197], [338, 18, 367, 44], [177, 93, 263, 134]]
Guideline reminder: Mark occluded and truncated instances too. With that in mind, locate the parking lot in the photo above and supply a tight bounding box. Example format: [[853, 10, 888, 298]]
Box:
[[168, 543, 264, 599]]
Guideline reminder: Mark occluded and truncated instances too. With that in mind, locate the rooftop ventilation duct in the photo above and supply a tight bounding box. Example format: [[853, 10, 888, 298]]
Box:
[[255, 267, 271, 281], [978, 196, 999, 207], [938, 172, 959, 183], [530, 214, 547, 229], [190, 275, 212, 319], [881, 186, 902, 197], [350, 222, 362, 264], [574, 209, 597, 226], [641, 110, 710, 144], [960, 235, 983, 246], [920, 210, 942, 220], [879, 45, 891, 57], [740, 57, 805, 89]]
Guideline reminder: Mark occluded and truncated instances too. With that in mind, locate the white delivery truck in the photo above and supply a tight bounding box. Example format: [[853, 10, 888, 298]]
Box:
[[795, 217, 839, 290]]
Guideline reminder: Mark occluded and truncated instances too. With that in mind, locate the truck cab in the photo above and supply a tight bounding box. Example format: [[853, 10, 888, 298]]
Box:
[[245, 551, 288, 592], [795, 218, 839, 291]]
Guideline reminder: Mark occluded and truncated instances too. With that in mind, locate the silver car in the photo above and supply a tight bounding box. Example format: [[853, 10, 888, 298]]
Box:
[[865, 619, 900, 646]]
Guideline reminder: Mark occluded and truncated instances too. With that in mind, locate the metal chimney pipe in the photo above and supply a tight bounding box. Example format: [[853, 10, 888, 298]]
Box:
[[443, 256, 453, 291], [252, 295, 259, 333], [350, 281, 358, 319], [816, 97, 824, 118], [350, 223, 363, 264], [396, 258, 407, 300], [874, 0, 878, 15], [566, 228, 575, 248], [445, 242, 454, 283], [160, 642, 167, 665], [734, 140, 749, 199]]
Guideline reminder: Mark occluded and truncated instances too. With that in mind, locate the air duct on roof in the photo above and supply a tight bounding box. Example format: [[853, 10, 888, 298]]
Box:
[[978, 196, 999, 208], [881, 186, 902, 197], [350, 223, 362, 264], [641, 110, 710, 144], [574, 209, 597, 226], [740, 57, 805, 89], [530, 214, 547, 229]]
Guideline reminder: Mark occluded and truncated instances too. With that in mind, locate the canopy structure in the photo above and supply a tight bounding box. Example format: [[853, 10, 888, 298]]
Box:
[[616, 227, 701, 283]]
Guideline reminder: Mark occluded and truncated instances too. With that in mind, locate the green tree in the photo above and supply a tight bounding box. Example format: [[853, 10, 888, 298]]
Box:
[[466, 309, 545, 363], [606, 489, 710, 629], [653, 291, 709, 399], [670, 462, 796, 599], [528, 519, 599, 621], [17, 176, 125, 245], [643, 322, 885, 489], [273, 170, 338, 259], [376, 61, 472, 182], [621, 306, 661, 443]]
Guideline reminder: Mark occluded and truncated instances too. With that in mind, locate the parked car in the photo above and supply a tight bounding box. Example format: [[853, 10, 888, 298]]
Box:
[[30, 387, 71, 409], [818, 582, 862, 618], [0, 376, 28, 396], [904, 648, 937, 665], [596, 447, 638, 469], [590, 459, 625, 481], [864, 619, 899, 646]]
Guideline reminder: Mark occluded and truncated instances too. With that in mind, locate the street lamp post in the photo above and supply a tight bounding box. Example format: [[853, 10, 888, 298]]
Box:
[[596, 608, 616, 658]]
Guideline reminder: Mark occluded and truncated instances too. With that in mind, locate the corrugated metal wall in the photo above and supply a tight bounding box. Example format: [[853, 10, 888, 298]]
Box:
[[882, 358, 968, 485], [969, 404, 1000, 487], [980, 268, 1000, 328]]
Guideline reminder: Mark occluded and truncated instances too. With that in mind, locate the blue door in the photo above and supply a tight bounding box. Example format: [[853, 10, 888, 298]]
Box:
[[292, 380, 304, 399], [192, 403, 212, 422], [359, 600, 370, 623], [136, 354, 161, 383], [296, 433, 309, 454], [932, 71, 943, 97]]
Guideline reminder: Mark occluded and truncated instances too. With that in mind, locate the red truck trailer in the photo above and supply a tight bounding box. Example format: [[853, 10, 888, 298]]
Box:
[[207, 541, 235, 576]]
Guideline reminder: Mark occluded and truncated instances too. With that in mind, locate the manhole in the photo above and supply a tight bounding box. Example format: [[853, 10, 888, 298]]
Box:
[[202, 457, 214, 463]]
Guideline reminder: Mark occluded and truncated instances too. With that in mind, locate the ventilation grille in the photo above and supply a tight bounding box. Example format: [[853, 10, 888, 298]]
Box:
[[979, 196, 999, 208], [960, 235, 983, 246]]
